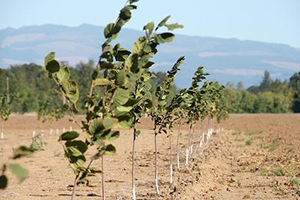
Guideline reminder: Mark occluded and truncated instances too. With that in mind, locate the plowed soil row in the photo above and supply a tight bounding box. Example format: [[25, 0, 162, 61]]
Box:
[[0, 114, 299, 200]]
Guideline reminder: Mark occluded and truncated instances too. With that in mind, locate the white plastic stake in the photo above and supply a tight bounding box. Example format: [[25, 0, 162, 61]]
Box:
[[177, 153, 180, 168], [199, 138, 203, 148], [63, 127, 66, 133], [170, 164, 173, 184], [200, 132, 205, 147], [70, 126, 73, 131], [50, 129, 53, 135], [155, 177, 160, 195], [32, 131, 36, 137], [56, 128, 59, 135], [185, 148, 189, 165], [132, 185, 136, 200], [1, 132, 3, 140]]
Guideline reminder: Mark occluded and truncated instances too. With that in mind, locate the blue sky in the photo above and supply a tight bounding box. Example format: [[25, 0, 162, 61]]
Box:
[[1, 0, 300, 47]]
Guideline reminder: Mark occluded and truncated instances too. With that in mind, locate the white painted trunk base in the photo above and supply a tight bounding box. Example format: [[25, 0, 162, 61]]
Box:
[[155, 177, 160, 195], [170, 164, 173, 184], [132, 185, 136, 200], [185, 148, 189, 165]]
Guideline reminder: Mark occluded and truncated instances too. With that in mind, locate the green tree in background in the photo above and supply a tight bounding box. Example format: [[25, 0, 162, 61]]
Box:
[[1, 65, 300, 114], [289, 72, 300, 112], [259, 70, 272, 92]]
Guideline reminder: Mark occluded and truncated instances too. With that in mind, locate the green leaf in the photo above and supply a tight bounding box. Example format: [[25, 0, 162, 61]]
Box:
[[92, 70, 98, 80], [129, 0, 139, 3], [99, 61, 115, 69], [8, 164, 28, 182], [143, 22, 154, 35], [67, 146, 83, 157], [144, 82, 152, 91], [78, 171, 88, 184], [65, 140, 88, 155], [154, 33, 174, 44], [114, 88, 129, 106], [62, 81, 79, 104], [115, 113, 133, 129], [89, 119, 104, 135], [156, 15, 170, 31], [116, 105, 133, 112], [89, 167, 102, 173], [104, 144, 116, 155], [12, 146, 34, 159], [56, 66, 70, 83], [101, 50, 114, 62], [132, 37, 146, 55], [105, 130, 120, 141], [46, 60, 60, 73], [94, 78, 112, 86], [0, 175, 8, 189], [165, 23, 184, 31], [120, 5, 136, 21], [114, 48, 131, 62], [91, 152, 101, 160], [44, 52, 55, 66], [58, 131, 80, 141], [98, 130, 120, 142], [102, 117, 118, 130], [139, 55, 152, 68], [116, 69, 126, 86], [135, 130, 141, 137], [123, 98, 141, 107], [69, 155, 86, 173], [104, 23, 114, 39]]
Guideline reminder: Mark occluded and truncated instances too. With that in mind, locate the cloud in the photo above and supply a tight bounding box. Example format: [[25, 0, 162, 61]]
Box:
[[270, 72, 282, 78], [2, 33, 47, 47], [261, 60, 300, 71], [210, 68, 264, 76], [3, 58, 30, 65], [151, 62, 174, 69], [37, 56, 90, 66], [199, 51, 278, 58]]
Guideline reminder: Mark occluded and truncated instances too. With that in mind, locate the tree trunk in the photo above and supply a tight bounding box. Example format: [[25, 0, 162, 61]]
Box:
[[71, 175, 79, 200], [190, 126, 195, 155], [186, 124, 192, 165], [102, 155, 105, 200], [1, 120, 4, 140], [168, 129, 173, 184], [199, 120, 204, 147], [176, 125, 181, 168], [132, 125, 137, 200], [154, 132, 160, 195], [211, 117, 214, 133]]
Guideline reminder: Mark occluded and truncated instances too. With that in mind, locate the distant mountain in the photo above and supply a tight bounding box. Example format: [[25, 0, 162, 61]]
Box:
[[1, 23, 300, 88]]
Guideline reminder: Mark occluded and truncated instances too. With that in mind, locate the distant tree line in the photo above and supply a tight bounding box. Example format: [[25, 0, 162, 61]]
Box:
[[225, 70, 300, 113], [0, 62, 300, 114], [0, 61, 177, 114]]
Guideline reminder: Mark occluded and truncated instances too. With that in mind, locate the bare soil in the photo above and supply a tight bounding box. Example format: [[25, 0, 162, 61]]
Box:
[[0, 114, 299, 200]]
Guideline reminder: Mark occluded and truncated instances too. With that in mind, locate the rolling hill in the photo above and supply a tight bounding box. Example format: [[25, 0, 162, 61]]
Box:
[[1, 23, 300, 88]]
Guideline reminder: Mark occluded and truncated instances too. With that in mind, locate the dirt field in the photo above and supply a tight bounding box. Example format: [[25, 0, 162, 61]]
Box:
[[0, 114, 299, 200]]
